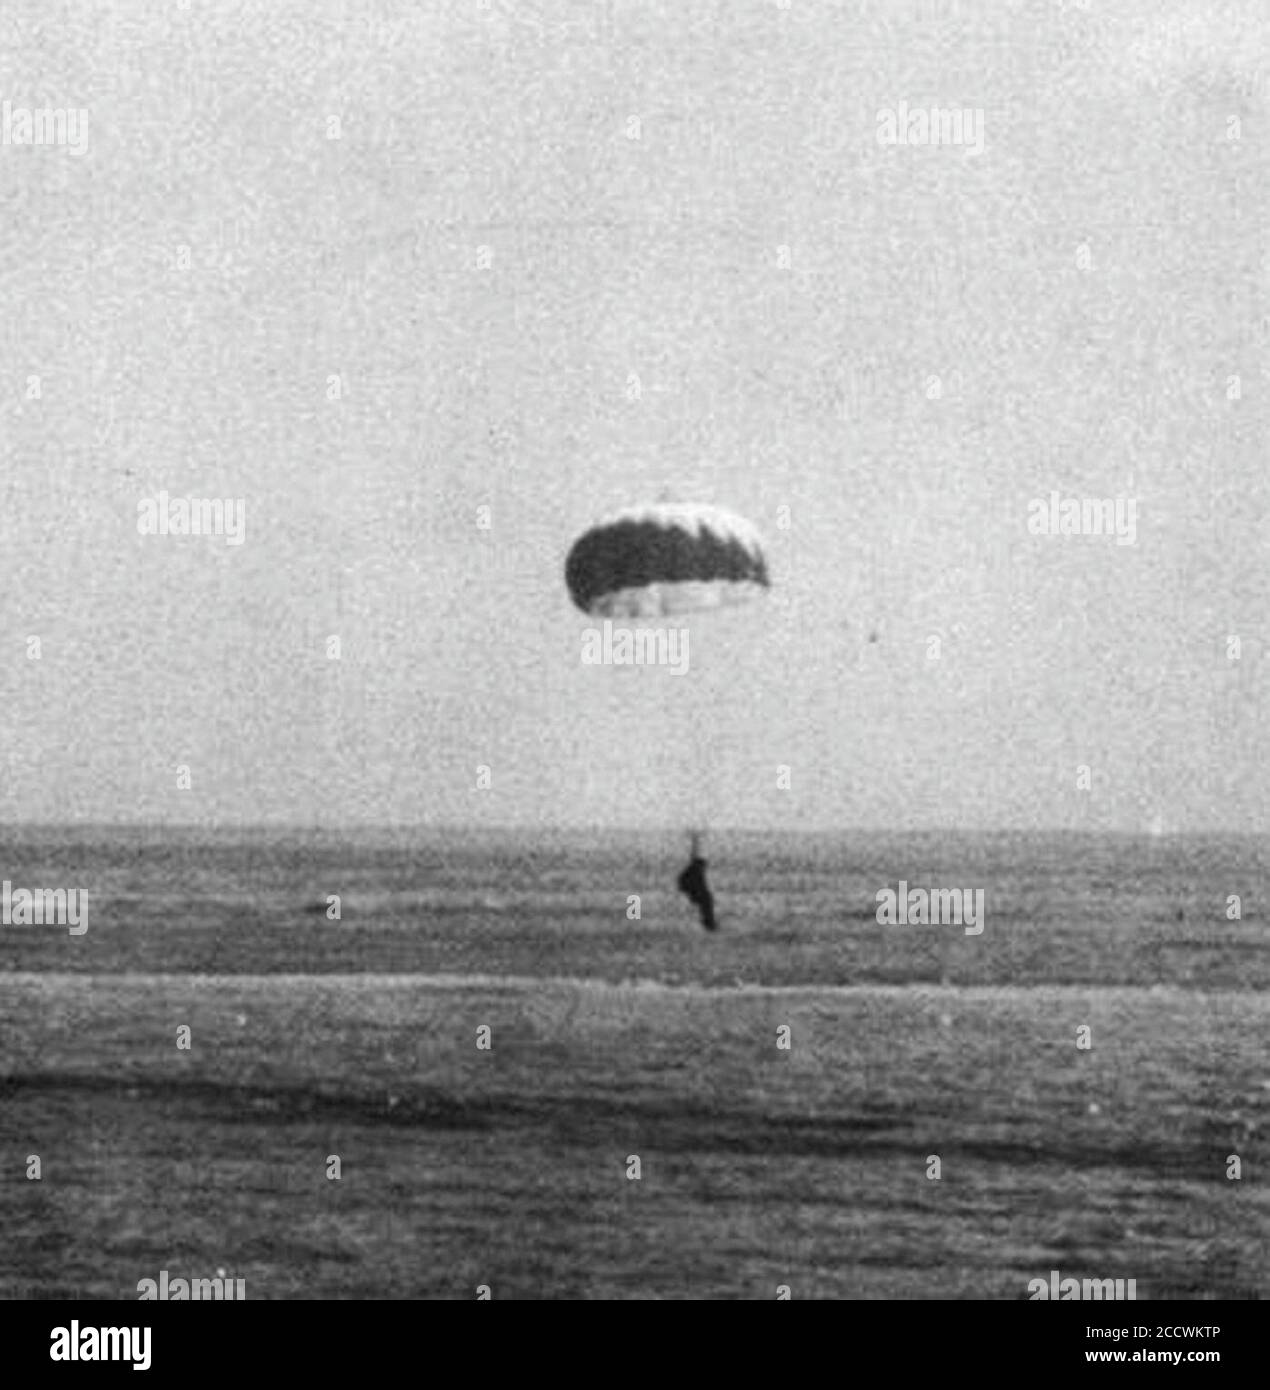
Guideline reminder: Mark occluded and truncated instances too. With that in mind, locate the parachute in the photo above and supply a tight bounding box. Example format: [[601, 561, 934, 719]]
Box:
[[565, 502, 769, 618], [565, 501, 771, 929]]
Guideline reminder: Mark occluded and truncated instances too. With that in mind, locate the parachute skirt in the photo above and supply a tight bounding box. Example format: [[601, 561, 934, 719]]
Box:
[[587, 579, 768, 620]]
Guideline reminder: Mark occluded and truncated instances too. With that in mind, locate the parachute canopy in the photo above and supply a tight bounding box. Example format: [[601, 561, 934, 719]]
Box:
[[565, 502, 769, 619]]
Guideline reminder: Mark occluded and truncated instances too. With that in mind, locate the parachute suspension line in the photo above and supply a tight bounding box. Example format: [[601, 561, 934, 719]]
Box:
[[685, 616, 718, 833], [658, 641, 706, 837], [681, 639, 714, 836]]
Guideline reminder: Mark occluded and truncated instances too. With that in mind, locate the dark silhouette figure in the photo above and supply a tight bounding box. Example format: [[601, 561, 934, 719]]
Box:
[[677, 830, 717, 931]]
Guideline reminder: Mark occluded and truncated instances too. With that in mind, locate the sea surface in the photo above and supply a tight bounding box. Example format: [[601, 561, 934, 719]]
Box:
[[0, 826, 1265, 1299]]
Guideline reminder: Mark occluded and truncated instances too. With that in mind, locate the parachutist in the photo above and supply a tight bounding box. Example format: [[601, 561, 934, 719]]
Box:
[[677, 830, 717, 931], [564, 503, 769, 930]]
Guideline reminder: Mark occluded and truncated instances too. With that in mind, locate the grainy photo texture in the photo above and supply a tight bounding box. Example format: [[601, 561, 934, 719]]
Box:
[[0, 0, 1266, 1317]]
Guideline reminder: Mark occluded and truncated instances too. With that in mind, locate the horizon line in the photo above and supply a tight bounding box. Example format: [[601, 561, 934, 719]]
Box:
[[0, 819, 1256, 840]]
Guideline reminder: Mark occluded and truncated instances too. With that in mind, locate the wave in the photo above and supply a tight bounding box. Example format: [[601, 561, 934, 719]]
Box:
[[0, 971, 1233, 1001]]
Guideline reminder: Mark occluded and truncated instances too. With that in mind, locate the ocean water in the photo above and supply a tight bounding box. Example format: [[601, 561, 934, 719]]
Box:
[[0, 826, 1265, 1299], [0, 825, 1265, 987]]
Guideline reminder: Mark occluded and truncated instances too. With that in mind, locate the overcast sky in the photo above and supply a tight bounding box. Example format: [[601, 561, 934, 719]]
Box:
[[1, 0, 1266, 833]]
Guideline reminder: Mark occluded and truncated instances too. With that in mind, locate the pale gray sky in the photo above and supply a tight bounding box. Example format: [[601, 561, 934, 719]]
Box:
[[1, 0, 1266, 832]]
